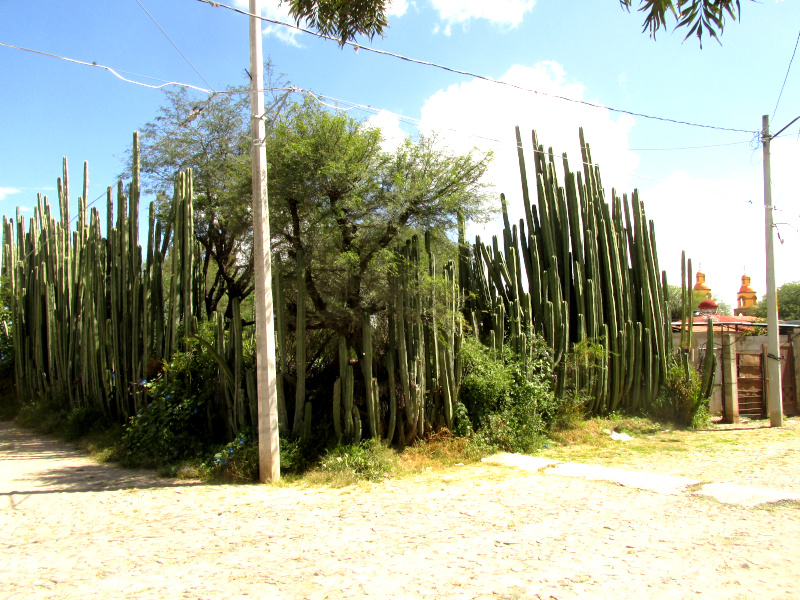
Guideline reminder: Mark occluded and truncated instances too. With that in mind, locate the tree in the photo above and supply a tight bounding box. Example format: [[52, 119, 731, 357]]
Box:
[[753, 281, 800, 321], [619, 0, 741, 44], [665, 285, 732, 321], [133, 86, 256, 320], [281, 0, 742, 45], [266, 98, 492, 346]]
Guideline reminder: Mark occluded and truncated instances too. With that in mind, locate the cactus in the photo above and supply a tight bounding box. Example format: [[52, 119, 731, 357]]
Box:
[[292, 246, 307, 436]]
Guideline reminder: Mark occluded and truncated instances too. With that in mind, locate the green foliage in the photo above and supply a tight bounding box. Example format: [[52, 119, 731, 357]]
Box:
[[267, 99, 492, 341], [207, 431, 260, 482], [314, 439, 394, 485], [285, 0, 389, 44], [64, 406, 111, 441], [619, 0, 742, 45], [121, 332, 219, 467], [753, 281, 800, 321], [656, 356, 710, 428], [0, 277, 16, 419], [452, 401, 472, 437], [458, 335, 558, 453], [665, 285, 731, 320]]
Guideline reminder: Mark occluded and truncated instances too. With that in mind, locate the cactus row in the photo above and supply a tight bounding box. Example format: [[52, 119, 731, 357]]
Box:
[[459, 128, 671, 412], [1, 134, 251, 430]]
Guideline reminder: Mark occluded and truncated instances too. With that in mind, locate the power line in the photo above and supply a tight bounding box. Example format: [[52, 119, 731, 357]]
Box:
[[629, 140, 753, 151], [0, 38, 775, 215], [294, 88, 768, 212], [772, 27, 800, 121], [192, 0, 756, 136], [0, 41, 214, 94], [134, 0, 216, 92]]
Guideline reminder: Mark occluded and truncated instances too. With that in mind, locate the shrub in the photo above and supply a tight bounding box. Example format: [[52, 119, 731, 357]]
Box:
[[312, 439, 394, 485], [458, 335, 559, 453], [121, 332, 219, 467], [657, 356, 709, 428]]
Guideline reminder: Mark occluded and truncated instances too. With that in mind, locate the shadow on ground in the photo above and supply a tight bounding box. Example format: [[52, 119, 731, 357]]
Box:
[[0, 421, 203, 496]]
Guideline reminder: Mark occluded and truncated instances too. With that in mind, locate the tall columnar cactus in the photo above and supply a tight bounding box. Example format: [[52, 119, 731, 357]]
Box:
[[2, 133, 205, 423], [461, 127, 671, 413]]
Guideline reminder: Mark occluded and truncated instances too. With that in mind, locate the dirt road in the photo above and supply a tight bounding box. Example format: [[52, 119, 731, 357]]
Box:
[[2, 421, 799, 599]]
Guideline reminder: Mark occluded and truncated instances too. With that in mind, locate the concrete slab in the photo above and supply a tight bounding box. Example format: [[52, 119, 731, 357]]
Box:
[[694, 483, 800, 507], [546, 462, 701, 495], [482, 453, 561, 471]]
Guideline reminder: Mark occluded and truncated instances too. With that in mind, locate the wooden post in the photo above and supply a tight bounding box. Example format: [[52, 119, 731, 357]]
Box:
[[762, 115, 783, 427], [251, 0, 280, 481]]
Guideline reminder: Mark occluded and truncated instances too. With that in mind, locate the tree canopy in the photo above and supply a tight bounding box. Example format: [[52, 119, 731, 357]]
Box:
[[753, 281, 800, 321], [133, 86, 253, 319], [266, 98, 492, 342], [133, 90, 493, 341], [281, 0, 743, 45]]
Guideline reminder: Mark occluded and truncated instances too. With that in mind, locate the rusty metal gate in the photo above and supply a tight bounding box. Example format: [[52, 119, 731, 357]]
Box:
[[737, 352, 765, 418], [736, 343, 796, 418]]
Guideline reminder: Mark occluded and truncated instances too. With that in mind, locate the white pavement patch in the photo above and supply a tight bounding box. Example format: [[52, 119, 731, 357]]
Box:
[[482, 452, 561, 471], [544, 463, 701, 495], [484, 452, 800, 506], [694, 483, 800, 508]]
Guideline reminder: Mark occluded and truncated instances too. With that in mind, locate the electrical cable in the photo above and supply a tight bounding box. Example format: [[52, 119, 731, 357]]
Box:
[[192, 0, 756, 135], [772, 27, 800, 121], [134, 0, 217, 92], [0, 41, 214, 94]]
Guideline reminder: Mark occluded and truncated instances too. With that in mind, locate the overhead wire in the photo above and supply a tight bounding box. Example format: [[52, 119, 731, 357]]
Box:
[[0, 37, 785, 220], [134, 0, 217, 92], [772, 27, 800, 121], [0, 41, 214, 94], [193, 0, 756, 135], [292, 87, 768, 212]]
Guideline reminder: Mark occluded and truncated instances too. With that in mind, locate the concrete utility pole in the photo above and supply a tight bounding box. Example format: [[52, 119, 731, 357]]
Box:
[[250, 0, 281, 480], [762, 115, 783, 428]]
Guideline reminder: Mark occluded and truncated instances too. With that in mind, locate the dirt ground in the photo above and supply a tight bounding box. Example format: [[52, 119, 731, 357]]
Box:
[[2, 420, 800, 600]]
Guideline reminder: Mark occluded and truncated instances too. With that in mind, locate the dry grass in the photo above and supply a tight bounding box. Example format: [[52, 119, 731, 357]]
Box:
[[540, 414, 800, 489]]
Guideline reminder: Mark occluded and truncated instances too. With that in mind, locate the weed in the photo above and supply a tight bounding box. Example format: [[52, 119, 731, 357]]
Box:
[[305, 439, 395, 487]]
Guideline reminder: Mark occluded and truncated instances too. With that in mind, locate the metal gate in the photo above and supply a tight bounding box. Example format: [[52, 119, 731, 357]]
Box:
[[736, 343, 796, 418], [736, 352, 765, 418]]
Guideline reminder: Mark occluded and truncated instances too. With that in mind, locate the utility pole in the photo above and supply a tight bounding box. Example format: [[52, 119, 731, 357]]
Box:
[[250, 0, 280, 480], [762, 115, 783, 428]]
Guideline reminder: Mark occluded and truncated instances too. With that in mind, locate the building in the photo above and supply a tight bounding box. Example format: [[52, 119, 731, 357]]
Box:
[[734, 273, 758, 316]]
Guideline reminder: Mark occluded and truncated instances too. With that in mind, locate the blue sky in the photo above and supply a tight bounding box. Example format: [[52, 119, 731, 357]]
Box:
[[1, 0, 799, 309]]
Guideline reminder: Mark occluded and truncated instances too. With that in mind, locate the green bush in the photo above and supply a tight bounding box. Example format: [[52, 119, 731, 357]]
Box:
[[64, 406, 110, 440], [657, 356, 709, 428], [314, 439, 394, 484], [458, 335, 559, 453], [121, 334, 219, 467]]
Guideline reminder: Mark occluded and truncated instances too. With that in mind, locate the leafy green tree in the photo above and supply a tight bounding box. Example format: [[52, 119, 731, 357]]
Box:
[[753, 281, 800, 321], [133, 86, 254, 319], [266, 98, 492, 346], [664, 284, 731, 320]]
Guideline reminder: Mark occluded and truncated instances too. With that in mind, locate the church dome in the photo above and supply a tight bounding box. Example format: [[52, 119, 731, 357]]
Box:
[[698, 298, 718, 311], [693, 271, 711, 292]]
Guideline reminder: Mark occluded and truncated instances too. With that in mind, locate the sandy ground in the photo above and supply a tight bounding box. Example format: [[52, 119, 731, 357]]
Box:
[[2, 421, 799, 600]]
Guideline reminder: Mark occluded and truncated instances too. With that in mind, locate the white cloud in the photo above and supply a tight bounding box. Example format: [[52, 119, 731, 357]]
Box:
[[365, 111, 408, 153], [635, 135, 800, 308], [0, 187, 19, 202], [233, 0, 304, 46], [418, 61, 639, 240], [430, 0, 535, 27], [387, 0, 410, 17], [263, 23, 304, 47]]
